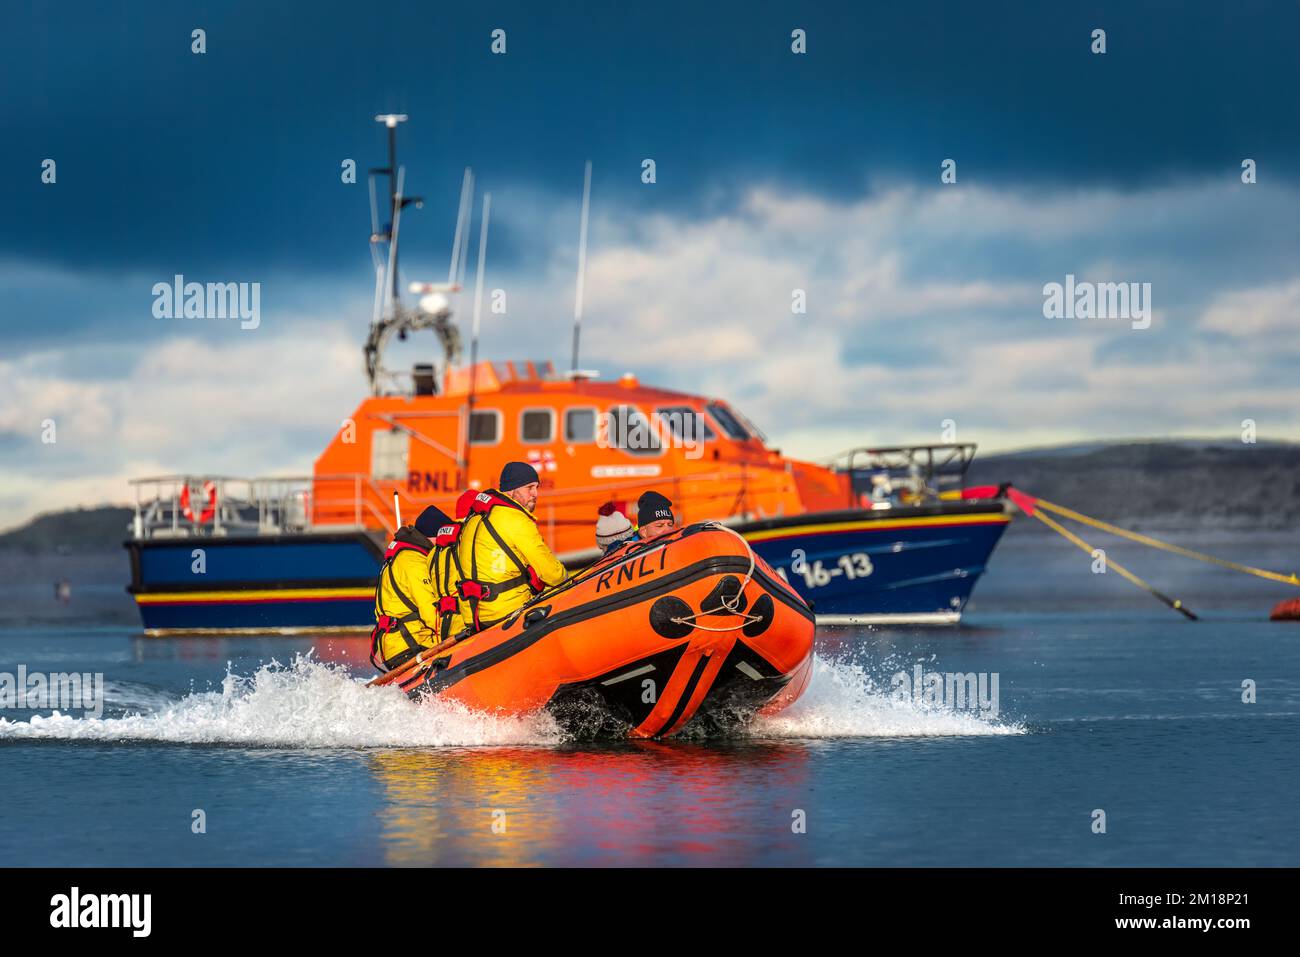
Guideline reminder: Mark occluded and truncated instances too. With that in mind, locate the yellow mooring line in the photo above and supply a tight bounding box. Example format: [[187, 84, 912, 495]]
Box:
[[1034, 497, 1300, 587], [1031, 509, 1198, 620]]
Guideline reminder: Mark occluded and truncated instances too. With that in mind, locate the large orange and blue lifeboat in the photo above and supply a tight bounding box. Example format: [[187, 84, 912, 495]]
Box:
[[123, 116, 1011, 635]]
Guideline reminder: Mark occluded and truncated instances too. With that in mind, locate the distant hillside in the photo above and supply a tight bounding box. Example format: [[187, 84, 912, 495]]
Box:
[[0, 507, 134, 553], [969, 440, 1300, 530]]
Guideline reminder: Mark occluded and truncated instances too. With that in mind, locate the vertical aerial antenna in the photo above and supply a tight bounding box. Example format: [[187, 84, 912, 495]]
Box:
[[463, 192, 492, 481], [456, 190, 473, 289], [570, 160, 592, 376], [381, 166, 407, 318], [367, 171, 384, 324], [448, 168, 474, 287]]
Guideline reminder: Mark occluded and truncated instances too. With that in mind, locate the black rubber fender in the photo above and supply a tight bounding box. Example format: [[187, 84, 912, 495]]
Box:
[[649, 596, 695, 640], [741, 594, 775, 637]]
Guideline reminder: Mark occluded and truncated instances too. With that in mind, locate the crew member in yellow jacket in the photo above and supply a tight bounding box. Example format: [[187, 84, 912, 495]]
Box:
[[371, 505, 452, 672], [457, 462, 568, 630]]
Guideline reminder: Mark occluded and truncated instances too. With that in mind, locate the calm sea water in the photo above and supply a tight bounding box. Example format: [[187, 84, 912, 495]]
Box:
[[1, 529, 1296, 866]]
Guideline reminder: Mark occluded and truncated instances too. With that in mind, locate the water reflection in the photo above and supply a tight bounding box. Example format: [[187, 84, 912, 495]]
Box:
[[367, 740, 814, 866]]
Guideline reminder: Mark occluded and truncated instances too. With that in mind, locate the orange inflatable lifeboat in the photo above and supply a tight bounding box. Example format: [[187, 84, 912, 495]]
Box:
[[369, 523, 815, 738]]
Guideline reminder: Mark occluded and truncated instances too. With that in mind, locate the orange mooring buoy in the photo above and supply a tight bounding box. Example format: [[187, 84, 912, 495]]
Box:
[[1269, 598, 1300, 621]]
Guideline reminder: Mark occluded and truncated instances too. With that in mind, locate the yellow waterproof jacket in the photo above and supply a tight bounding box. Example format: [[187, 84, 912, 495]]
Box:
[[457, 493, 568, 627], [373, 532, 441, 668], [429, 529, 473, 637]]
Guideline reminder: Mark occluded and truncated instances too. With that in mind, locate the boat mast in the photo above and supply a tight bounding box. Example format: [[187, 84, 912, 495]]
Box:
[[373, 114, 421, 322], [362, 115, 465, 395], [383, 116, 400, 306]]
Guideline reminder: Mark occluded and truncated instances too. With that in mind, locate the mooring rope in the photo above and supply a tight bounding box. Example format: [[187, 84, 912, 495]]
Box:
[[1031, 509, 1198, 620], [1033, 497, 1300, 587]]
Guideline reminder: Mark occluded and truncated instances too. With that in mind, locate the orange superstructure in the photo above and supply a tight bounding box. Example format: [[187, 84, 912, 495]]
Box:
[[312, 359, 851, 557]]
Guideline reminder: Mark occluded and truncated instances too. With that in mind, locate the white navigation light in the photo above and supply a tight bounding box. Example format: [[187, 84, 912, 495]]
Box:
[[419, 292, 451, 317]]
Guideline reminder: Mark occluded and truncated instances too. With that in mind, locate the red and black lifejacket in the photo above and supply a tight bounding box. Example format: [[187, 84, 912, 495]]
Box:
[[430, 522, 466, 644], [456, 489, 546, 631], [369, 528, 433, 672]]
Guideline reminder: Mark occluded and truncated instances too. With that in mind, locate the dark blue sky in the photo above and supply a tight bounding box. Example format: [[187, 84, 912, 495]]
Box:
[[4, 0, 1296, 286]]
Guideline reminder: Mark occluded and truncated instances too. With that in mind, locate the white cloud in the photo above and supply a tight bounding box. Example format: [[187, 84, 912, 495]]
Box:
[[1200, 279, 1300, 338]]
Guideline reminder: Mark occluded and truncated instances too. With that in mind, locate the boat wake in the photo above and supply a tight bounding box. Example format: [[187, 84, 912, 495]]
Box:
[[0, 654, 563, 748], [0, 652, 1021, 748], [750, 656, 1024, 738]]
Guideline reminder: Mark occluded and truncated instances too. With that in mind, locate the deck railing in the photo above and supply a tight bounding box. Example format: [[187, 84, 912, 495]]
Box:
[[128, 466, 796, 546], [128, 474, 368, 539], [130, 444, 978, 545], [827, 443, 977, 507]]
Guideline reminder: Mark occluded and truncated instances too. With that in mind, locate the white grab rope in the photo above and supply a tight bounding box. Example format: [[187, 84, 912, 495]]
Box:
[[669, 523, 764, 632]]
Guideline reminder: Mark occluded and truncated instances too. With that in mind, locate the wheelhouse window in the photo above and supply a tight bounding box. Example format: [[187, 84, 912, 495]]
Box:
[[468, 409, 501, 445], [520, 408, 555, 443], [602, 405, 662, 456], [565, 407, 597, 444], [655, 406, 716, 444], [371, 428, 409, 480], [705, 402, 751, 441], [734, 407, 768, 443]]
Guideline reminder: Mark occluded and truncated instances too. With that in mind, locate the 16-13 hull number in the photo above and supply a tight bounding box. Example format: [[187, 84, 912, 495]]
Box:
[[777, 548, 874, 589]]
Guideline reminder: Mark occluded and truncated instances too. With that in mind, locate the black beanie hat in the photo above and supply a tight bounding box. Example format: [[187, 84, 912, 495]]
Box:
[[637, 490, 675, 528], [414, 505, 452, 537], [500, 461, 540, 492]]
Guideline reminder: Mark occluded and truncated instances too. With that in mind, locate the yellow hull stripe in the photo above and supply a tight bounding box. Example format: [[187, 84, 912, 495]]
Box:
[[743, 512, 1008, 543], [135, 586, 374, 605]]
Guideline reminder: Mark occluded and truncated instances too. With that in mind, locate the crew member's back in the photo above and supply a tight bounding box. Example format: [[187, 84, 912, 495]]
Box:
[[371, 505, 452, 671]]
